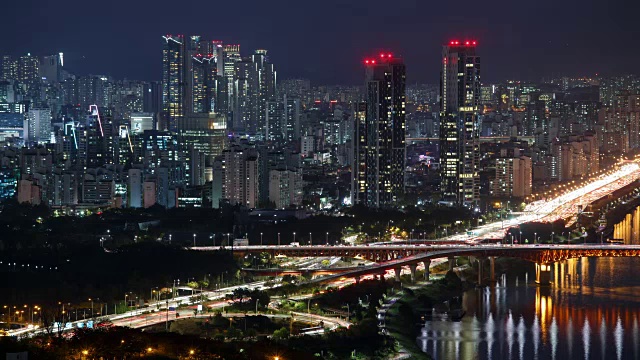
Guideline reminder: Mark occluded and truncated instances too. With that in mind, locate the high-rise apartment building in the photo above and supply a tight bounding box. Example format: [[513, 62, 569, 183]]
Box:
[[269, 168, 302, 209], [233, 50, 276, 135], [1, 56, 18, 81], [41, 53, 63, 83], [439, 40, 481, 207], [128, 168, 143, 208], [220, 145, 259, 208], [351, 54, 406, 208], [18, 54, 40, 100], [598, 93, 640, 155], [26, 108, 51, 144], [492, 148, 532, 198], [265, 95, 300, 142]]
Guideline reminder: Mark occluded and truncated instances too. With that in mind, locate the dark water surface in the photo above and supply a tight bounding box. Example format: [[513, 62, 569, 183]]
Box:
[[419, 206, 640, 360]]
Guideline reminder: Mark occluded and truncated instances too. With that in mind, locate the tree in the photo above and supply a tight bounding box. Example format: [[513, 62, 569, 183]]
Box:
[[272, 326, 289, 340]]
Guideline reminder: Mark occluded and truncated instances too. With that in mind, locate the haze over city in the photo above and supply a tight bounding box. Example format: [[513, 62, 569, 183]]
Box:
[[3, 0, 639, 83], [2, 0, 640, 359]]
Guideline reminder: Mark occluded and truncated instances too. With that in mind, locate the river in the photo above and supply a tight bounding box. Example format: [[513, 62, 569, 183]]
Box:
[[419, 205, 640, 360]]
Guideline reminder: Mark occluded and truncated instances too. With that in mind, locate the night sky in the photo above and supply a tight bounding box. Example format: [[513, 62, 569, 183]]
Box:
[[2, 0, 638, 85]]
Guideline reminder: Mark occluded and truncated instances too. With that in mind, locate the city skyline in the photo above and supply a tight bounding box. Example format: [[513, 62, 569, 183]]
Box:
[[3, 0, 637, 84]]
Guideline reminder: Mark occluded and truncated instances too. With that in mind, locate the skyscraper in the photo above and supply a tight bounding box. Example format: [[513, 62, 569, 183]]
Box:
[[233, 50, 276, 135], [186, 36, 220, 114], [439, 40, 481, 207], [162, 35, 186, 132], [352, 53, 406, 208], [219, 44, 241, 117]]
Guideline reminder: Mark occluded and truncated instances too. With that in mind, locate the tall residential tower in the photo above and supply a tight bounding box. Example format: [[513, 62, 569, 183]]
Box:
[[352, 53, 406, 208], [439, 40, 481, 207]]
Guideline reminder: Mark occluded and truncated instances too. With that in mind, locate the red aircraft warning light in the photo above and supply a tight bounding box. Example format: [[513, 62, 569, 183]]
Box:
[[448, 40, 477, 46]]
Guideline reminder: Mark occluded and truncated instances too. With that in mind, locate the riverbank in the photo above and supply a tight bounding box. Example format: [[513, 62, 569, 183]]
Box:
[[384, 256, 534, 359], [385, 269, 473, 359]]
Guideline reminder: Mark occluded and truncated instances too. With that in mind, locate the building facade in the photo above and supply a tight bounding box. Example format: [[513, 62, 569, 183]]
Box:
[[439, 40, 481, 207], [351, 54, 406, 208]]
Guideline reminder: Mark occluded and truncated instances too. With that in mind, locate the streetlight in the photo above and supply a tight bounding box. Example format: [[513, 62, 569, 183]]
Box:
[[173, 279, 180, 299], [89, 298, 93, 319], [326, 232, 329, 245], [519, 231, 522, 244], [256, 299, 260, 314], [260, 233, 263, 246], [550, 232, 554, 244], [293, 232, 296, 243], [169, 234, 172, 244], [193, 233, 197, 247], [534, 232, 537, 244], [309, 232, 312, 246], [278, 233, 281, 246]]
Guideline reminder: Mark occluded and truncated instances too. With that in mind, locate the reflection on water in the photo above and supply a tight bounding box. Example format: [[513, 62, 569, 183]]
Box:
[[418, 256, 640, 359], [613, 205, 640, 244]]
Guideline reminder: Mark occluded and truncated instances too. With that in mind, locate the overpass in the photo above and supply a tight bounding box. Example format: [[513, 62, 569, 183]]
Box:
[[195, 244, 640, 285], [303, 244, 640, 286]]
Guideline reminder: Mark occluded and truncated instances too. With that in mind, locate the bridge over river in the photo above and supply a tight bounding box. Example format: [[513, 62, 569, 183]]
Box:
[[194, 244, 640, 285]]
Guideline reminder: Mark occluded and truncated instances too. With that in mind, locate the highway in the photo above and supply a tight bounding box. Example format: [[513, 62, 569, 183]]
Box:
[[7, 281, 271, 338], [111, 308, 350, 332], [456, 161, 640, 241]]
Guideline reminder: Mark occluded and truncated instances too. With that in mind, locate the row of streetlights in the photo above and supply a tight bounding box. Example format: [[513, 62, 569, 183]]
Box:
[[259, 232, 331, 246], [509, 230, 569, 245], [2, 304, 41, 324], [176, 231, 338, 247]]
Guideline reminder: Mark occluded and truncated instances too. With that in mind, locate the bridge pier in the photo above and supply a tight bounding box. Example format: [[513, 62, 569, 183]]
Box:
[[354, 276, 360, 285], [477, 258, 483, 285], [423, 260, 431, 281], [489, 256, 496, 284], [535, 263, 552, 286], [409, 264, 417, 283], [393, 267, 402, 282], [448, 256, 455, 271]]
